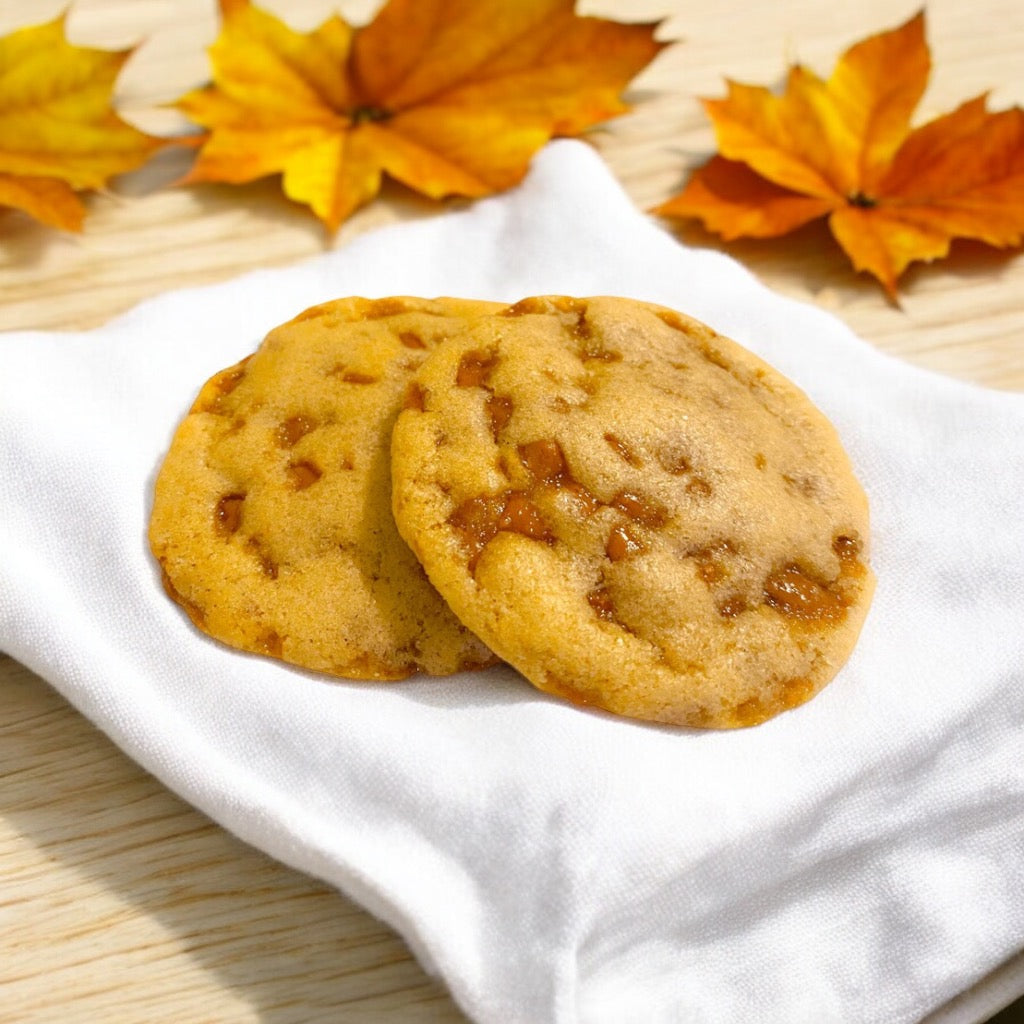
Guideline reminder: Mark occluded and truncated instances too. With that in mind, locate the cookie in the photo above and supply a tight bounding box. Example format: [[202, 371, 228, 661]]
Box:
[[149, 295, 503, 680], [390, 295, 875, 727]]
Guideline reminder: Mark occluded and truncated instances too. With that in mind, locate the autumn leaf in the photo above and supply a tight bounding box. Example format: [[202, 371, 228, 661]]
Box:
[[175, 0, 665, 230], [0, 14, 165, 232], [654, 11, 1024, 296]]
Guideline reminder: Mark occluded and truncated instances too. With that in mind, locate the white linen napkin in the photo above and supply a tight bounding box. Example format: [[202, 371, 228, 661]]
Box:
[[2, 139, 1023, 1024]]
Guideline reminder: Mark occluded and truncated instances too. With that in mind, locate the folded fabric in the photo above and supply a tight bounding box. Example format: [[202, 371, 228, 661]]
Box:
[[2, 140, 1022, 1024]]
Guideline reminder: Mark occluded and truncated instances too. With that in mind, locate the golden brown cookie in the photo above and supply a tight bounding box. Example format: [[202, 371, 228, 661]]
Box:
[[390, 295, 875, 726], [149, 296, 503, 679]]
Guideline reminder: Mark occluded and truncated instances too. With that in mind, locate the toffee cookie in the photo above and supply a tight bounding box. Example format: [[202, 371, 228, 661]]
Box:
[[149, 296, 502, 679], [390, 295, 875, 727]]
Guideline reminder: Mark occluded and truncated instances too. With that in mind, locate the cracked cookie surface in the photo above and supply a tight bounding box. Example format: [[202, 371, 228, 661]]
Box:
[[149, 296, 502, 679], [390, 295, 875, 726]]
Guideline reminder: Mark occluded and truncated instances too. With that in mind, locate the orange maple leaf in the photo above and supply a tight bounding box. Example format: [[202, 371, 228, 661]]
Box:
[[0, 15, 164, 232], [654, 11, 1024, 296], [175, 0, 665, 230]]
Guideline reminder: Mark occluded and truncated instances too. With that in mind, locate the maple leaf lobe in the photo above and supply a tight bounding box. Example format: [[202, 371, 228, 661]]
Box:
[[655, 9, 1024, 296], [0, 13, 164, 231], [177, 0, 664, 230]]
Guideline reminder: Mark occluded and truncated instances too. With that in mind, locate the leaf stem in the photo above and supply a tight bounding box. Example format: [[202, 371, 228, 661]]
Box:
[[350, 105, 392, 125]]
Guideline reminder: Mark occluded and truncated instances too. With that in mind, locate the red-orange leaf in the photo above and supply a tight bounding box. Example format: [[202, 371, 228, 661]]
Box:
[[175, 0, 665, 230], [0, 15, 164, 232], [655, 11, 1024, 296], [0, 173, 85, 232]]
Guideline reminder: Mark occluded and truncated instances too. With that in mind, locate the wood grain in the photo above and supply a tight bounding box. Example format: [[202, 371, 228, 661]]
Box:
[[0, 656, 466, 1023], [2, 1, 1022, 1020]]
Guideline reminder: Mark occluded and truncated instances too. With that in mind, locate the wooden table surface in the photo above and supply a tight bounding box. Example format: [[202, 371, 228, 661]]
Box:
[[2, 1, 1022, 1021]]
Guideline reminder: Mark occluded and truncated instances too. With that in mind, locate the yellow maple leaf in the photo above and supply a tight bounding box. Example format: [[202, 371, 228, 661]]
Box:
[[655, 11, 1024, 296], [176, 0, 665, 230], [0, 14, 164, 232]]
